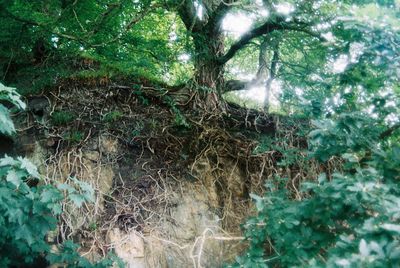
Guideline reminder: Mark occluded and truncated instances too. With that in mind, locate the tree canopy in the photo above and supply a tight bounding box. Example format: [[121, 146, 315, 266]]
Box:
[[0, 1, 398, 110], [1, 1, 399, 105]]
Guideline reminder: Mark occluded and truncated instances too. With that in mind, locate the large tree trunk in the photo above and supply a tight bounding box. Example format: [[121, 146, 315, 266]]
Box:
[[176, 0, 230, 112], [193, 34, 224, 89], [191, 25, 225, 111]]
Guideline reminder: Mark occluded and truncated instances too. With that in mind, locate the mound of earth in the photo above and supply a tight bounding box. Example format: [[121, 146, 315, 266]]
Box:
[[10, 78, 316, 267]]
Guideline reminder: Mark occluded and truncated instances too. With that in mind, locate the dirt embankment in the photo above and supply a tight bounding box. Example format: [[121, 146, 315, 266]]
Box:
[[8, 78, 326, 267]]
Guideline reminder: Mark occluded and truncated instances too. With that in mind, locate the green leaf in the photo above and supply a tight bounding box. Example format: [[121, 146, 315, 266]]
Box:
[[0, 155, 17, 167], [70, 177, 95, 203], [57, 183, 76, 193], [40, 188, 62, 203], [15, 224, 34, 246], [8, 208, 25, 225], [0, 104, 15, 136], [381, 224, 400, 234], [18, 157, 40, 178], [317, 173, 327, 184], [250, 193, 265, 211], [6, 169, 22, 187], [68, 193, 86, 208], [0, 83, 26, 110], [342, 153, 359, 163], [359, 239, 369, 257]]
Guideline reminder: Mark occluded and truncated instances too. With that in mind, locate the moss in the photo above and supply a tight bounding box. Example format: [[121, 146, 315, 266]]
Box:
[[102, 110, 123, 123], [64, 130, 83, 144], [51, 111, 75, 126]]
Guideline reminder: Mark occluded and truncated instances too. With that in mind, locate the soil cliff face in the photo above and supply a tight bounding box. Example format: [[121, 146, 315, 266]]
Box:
[[10, 81, 283, 267]]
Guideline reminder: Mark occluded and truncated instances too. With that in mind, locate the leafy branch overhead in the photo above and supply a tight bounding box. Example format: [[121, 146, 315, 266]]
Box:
[[1, 1, 325, 89]]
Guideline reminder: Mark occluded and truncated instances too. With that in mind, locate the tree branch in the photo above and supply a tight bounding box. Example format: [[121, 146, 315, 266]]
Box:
[[223, 79, 248, 93], [176, 0, 203, 32], [2, 6, 84, 43], [91, 3, 156, 47], [91, 2, 122, 35], [217, 17, 324, 65], [256, 38, 268, 80], [207, 0, 236, 30], [264, 39, 279, 111], [380, 123, 400, 140], [3, 2, 154, 48]]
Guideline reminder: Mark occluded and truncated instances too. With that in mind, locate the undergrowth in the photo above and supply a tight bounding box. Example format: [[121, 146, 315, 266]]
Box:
[[232, 104, 400, 267], [0, 83, 123, 267]]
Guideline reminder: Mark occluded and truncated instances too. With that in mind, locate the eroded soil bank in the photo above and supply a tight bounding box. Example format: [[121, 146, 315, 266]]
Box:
[[8, 80, 320, 267]]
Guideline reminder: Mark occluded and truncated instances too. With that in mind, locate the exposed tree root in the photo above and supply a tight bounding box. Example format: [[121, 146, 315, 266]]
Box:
[[15, 79, 342, 265]]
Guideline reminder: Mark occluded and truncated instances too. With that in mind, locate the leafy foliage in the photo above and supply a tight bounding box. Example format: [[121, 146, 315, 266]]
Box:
[[0, 83, 122, 267], [0, 0, 191, 92], [64, 130, 84, 144], [231, 1, 400, 267], [0, 83, 25, 136], [0, 155, 123, 267], [235, 95, 400, 267], [0, 156, 58, 266], [235, 165, 400, 267]]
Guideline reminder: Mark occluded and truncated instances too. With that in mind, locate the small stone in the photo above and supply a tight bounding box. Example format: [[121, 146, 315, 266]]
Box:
[[84, 151, 100, 161], [46, 138, 56, 147], [108, 229, 146, 268], [100, 136, 118, 154]]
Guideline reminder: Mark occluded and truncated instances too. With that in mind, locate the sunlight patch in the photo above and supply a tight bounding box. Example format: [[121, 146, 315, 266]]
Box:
[[332, 55, 349, 73], [275, 3, 295, 15], [223, 13, 253, 38]]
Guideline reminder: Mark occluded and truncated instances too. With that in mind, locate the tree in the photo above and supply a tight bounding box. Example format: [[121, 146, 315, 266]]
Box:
[[0, 0, 329, 111], [231, 2, 400, 266], [1, 0, 400, 266], [171, 0, 330, 109]]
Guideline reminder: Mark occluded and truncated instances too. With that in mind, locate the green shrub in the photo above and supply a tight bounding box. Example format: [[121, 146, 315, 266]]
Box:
[[0, 156, 123, 267], [232, 114, 400, 267], [0, 83, 123, 267], [1, 157, 89, 266]]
